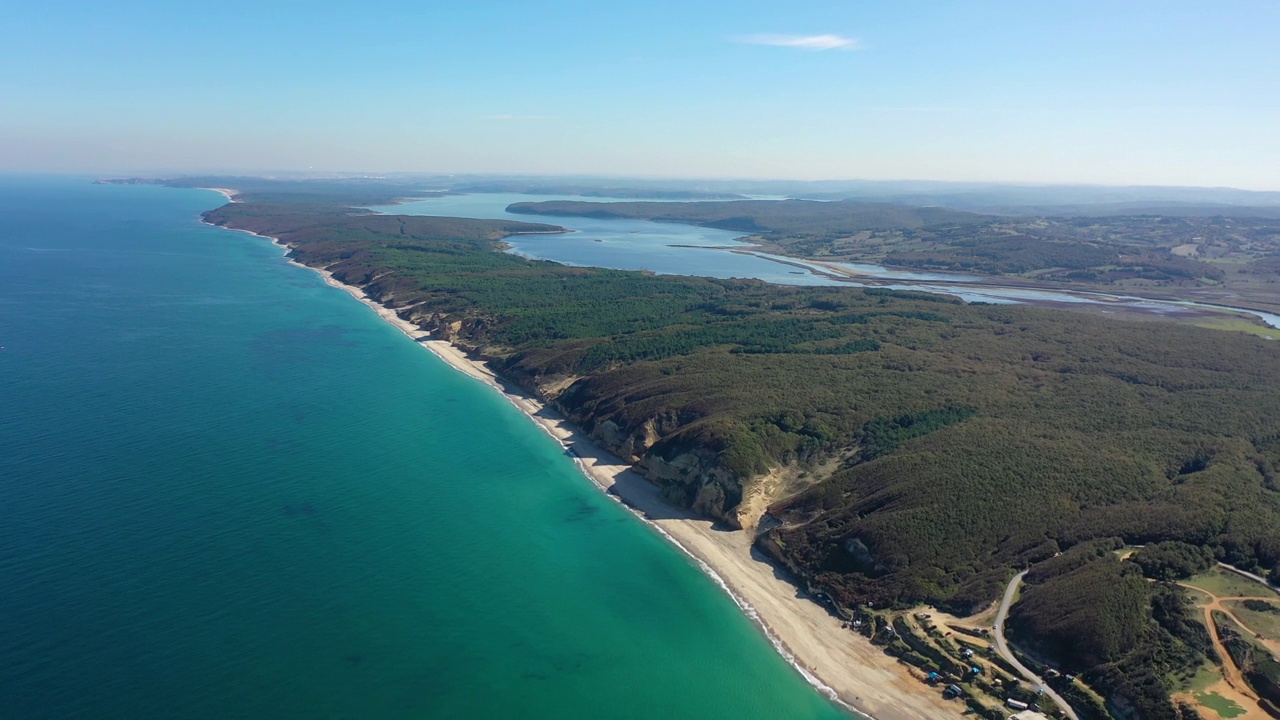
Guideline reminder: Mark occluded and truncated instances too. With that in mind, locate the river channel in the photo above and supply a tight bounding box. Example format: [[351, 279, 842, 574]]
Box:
[[371, 194, 1280, 329]]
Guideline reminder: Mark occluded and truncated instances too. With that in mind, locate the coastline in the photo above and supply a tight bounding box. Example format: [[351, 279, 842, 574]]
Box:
[[199, 187, 240, 203], [207, 215, 961, 720]]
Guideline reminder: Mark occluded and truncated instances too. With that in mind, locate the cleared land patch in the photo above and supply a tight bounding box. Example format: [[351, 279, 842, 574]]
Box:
[[1185, 570, 1280, 600]]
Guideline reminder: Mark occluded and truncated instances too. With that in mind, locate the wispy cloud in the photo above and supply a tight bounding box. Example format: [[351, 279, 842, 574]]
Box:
[[481, 114, 559, 121], [734, 33, 861, 51]]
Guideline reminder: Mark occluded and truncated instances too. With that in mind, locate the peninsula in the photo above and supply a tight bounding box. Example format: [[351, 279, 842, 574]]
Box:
[[155, 176, 1280, 719]]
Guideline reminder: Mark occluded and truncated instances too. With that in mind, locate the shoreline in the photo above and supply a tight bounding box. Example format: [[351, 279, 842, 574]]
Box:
[[198, 187, 240, 203], [731, 248, 1280, 330], [205, 216, 962, 720]]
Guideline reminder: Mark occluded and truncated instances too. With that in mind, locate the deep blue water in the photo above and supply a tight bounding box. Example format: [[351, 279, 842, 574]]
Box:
[[0, 178, 846, 719]]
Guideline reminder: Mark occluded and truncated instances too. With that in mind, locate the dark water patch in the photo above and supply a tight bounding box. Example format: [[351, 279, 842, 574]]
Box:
[[282, 501, 318, 517], [565, 497, 602, 523]]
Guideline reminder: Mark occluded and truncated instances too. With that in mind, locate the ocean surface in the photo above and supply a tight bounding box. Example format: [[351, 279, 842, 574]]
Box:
[[0, 178, 848, 719]]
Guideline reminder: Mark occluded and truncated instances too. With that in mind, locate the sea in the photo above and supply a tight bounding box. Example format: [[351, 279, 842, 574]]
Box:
[[0, 177, 849, 719]]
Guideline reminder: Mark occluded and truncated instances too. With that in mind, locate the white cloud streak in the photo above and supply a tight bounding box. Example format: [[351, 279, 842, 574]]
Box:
[[734, 34, 861, 51], [481, 114, 559, 121]]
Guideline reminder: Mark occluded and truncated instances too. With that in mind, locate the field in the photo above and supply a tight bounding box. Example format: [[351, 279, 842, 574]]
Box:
[[1185, 570, 1279, 600], [1190, 315, 1280, 340], [1225, 600, 1280, 638], [1173, 664, 1261, 720], [1195, 690, 1248, 718]]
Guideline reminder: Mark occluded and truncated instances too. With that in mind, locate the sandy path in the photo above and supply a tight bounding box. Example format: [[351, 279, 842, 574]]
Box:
[[213, 221, 964, 720], [1200, 602, 1259, 702], [1180, 584, 1271, 717]]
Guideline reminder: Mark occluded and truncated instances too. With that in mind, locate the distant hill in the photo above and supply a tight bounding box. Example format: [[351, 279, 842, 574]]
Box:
[[983, 202, 1280, 219], [107, 174, 1280, 217], [101, 176, 450, 207], [801, 184, 1280, 214], [459, 175, 1280, 212], [506, 199, 989, 234], [452, 182, 746, 200]]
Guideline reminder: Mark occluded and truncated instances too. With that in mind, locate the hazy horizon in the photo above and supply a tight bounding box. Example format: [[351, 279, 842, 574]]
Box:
[[12, 170, 1280, 197], [3, 1, 1277, 190]]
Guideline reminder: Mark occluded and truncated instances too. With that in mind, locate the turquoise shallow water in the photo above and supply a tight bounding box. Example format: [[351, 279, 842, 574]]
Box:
[[0, 178, 847, 719]]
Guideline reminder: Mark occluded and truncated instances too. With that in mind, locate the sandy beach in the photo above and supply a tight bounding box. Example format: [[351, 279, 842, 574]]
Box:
[[418, 340, 961, 720], [216, 220, 961, 720], [200, 187, 240, 203]]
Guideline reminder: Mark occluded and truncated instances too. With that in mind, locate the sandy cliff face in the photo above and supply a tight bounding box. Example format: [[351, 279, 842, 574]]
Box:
[[561, 402, 749, 529], [589, 418, 658, 462], [637, 447, 745, 527], [411, 309, 757, 527]]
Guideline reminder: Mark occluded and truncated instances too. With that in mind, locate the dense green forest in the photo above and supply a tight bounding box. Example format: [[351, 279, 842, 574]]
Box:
[[1009, 546, 1215, 719], [203, 189, 1280, 717]]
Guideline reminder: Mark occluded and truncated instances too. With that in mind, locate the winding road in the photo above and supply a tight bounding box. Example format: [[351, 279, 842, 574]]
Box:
[[1219, 562, 1273, 588], [993, 571, 1081, 720], [986, 561, 1274, 719]]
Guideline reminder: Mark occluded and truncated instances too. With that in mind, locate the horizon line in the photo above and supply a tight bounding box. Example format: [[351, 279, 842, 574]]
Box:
[[28, 170, 1279, 195]]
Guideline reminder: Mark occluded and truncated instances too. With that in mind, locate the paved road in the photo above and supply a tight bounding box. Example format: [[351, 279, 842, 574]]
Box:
[[1219, 561, 1273, 588], [993, 571, 1081, 720]]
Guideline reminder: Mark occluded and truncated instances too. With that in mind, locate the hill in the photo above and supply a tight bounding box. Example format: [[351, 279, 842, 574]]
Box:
[[506, 198, 988, 233]]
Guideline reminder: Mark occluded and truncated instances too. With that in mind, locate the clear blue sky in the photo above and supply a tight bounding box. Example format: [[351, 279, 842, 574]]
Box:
[[2, 1, 1277, 188]]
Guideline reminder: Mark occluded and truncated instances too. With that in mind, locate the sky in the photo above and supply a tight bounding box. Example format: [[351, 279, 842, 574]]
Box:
[[1, 1, 1277, 189]]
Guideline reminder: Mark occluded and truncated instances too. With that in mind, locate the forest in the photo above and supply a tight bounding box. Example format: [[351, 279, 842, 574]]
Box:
[[203, 190, 1280, 717], [1008, 543, 1215, 719]]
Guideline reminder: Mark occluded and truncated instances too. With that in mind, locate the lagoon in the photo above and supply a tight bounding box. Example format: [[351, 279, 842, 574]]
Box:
[[375, 193, 1280, 327]]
